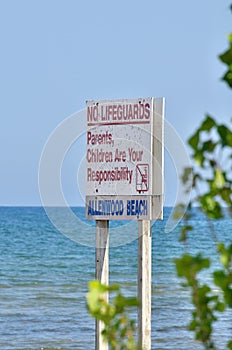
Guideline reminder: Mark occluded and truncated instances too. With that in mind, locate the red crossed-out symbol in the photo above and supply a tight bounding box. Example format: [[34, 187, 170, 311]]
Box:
[[136, 164, 149, 192]]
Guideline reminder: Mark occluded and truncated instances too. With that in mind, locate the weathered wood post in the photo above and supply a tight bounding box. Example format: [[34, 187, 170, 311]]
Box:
[[138, 220, 152, 350], [95, 220, 109, 350]]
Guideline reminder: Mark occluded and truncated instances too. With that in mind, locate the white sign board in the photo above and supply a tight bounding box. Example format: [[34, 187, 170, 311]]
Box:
[[86, 97, 164, 220]]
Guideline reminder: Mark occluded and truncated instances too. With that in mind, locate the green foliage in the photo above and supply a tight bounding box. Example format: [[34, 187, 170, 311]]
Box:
[[185, 113, 232, 218], [214, 243, 232, 308], [174, 15, 232, 349], [174, 243, 232, 349], [219, 33, 232, 88], [175, 254, 225, 349], [86, 280, 141, 350]]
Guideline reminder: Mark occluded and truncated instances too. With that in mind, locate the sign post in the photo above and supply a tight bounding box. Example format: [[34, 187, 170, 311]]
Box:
[[138, 220, 151, 350], [86, 97, 164, 350], [95, 220, 109, 350]]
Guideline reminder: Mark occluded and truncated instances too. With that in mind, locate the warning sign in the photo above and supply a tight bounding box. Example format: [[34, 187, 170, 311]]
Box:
[[86, 97, 164, 220]]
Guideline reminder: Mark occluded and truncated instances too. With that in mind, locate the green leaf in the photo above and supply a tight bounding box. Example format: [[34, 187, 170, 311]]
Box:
[[213, 270, 226, 287], [193, 151, 205, 166], [219, 33, 232, 88], [221, 69, 232, 88], [188, 131, 200, 150], [199, 195, 223, 219], [202, 140, 216, 152], [201, 115, 216, 131], [219, 32, 232, 65], [217, 125, 232, 146], [189, 319, 198, 331], [219, 47, 232, 65], [123, 297, 140, 307], [175, 254, 210, 280], [215, 301, 225, 312], [214, 168, 225, 188], [217, 243, 232, 269], [220, 187, 232, 203]]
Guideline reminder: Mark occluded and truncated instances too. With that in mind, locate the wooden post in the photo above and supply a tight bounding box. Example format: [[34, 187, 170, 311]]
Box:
[[95, 220, 109, 350], [138, 220, 151, 350]]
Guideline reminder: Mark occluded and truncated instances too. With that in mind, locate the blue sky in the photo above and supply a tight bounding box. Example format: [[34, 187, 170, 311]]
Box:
[[0, 0, 231, 206]]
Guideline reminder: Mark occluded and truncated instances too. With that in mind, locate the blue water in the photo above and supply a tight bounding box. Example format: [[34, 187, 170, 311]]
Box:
[[0, 207, 231, 350]]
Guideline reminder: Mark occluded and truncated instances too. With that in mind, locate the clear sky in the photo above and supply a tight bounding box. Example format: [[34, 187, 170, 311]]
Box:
[[0, 0, 231, 207]]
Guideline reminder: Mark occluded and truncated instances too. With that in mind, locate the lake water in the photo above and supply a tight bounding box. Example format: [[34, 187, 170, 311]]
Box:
[[0, 207, 231, 349]]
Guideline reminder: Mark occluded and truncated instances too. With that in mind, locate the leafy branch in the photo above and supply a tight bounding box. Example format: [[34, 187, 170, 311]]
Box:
[[174, 14, 232, 349], [86, 280, 141, 350]]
